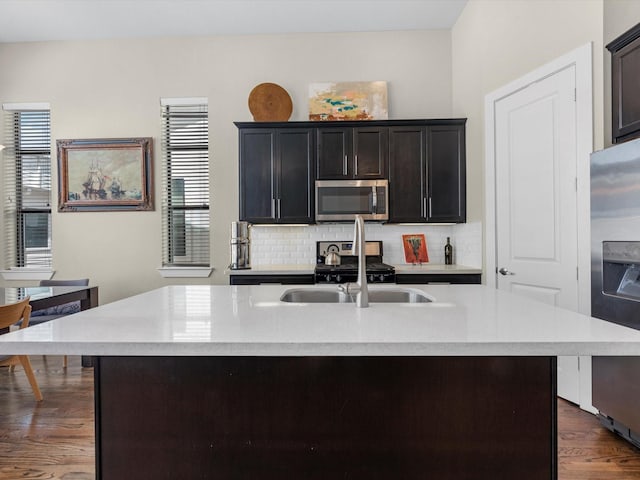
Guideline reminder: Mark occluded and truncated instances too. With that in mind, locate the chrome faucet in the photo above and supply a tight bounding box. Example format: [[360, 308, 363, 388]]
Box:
[[338, 215, 369, 307]]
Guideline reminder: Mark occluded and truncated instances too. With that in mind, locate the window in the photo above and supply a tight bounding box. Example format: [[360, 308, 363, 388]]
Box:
[[160, 98, 210, 268], [2, 105, 52, 269]]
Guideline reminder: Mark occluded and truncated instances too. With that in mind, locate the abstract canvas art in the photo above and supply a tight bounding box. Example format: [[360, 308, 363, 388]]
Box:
[[402, 234, 429, 264], [308, 81, 388, 121]]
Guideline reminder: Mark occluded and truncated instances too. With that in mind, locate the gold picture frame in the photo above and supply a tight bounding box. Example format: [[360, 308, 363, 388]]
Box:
[[57, 137, 153, 212]]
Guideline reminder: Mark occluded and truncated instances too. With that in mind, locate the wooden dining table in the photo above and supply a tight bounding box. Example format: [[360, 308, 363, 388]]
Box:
[[0, 285, 99, 366]]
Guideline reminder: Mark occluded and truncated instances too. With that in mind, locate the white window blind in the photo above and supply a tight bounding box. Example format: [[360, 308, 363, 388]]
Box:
[[2, 107, 52, 268], [161, 100, 210, 267]]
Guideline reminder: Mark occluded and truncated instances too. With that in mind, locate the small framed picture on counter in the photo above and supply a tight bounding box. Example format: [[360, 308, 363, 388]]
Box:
[[402, 234, 429, 264]]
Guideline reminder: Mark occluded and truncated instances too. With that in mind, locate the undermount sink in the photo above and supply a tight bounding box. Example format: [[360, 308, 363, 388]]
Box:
[[280, 288, 432, 304]]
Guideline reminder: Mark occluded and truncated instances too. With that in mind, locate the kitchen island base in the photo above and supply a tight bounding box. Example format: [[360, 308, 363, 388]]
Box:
[[95, 356, 557, 480]]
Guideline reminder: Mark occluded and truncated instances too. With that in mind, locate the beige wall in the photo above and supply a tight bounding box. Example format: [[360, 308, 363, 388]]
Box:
[[604, 0, 640, 146], [0, 30, 452, 303], [451, 0, 605, 225]]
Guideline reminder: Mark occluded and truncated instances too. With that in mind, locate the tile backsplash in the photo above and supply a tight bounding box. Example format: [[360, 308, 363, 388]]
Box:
[[249, 222, 482, 267]]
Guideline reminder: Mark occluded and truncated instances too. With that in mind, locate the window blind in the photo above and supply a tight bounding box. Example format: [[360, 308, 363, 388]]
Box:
[[161, 101, 210, 266], [2, 108, 52, 268]]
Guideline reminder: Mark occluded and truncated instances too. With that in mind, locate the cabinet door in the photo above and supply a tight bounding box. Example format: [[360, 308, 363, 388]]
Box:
[[239, 129, 276, 223], [388, 126, 427, 222], [353, 127, 388, 178], [277, 129, 314, 223], [610, 28, 640, 143], [427, 125, 466, 223], [316, 128, 351, 179]]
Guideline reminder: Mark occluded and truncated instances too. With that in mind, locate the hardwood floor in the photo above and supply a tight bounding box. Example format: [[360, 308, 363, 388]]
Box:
[[1, 356, 639, 479], [0, 356, 94, 480]]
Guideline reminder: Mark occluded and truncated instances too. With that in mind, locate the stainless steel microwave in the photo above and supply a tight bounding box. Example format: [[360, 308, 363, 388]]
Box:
[[315, 179, 388, 222]]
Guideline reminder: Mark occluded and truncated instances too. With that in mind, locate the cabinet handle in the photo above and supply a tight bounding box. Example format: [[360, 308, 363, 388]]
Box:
[[428, 197, 432, 217], [272, 198, 276, 217], [354, 155, 358, 177], [277, 198, 281, 218], [423, 197, 427, 218], [343, 155, 348, 176]]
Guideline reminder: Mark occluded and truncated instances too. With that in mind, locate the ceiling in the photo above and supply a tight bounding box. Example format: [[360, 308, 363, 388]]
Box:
[[0, 0, 467, 43]]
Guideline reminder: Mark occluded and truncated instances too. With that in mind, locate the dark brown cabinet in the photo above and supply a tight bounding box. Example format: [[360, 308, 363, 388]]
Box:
[[388, 126, 426, 221], [229, 274, 315, 285], [395, 273, 480, 284], [237, 119, 466, 225], [427, 124, 466, 222], [238, 127, 314, 224], [608, 22, 640, 144], [316, 126, 388, 179], [388, 120, 466, 223]]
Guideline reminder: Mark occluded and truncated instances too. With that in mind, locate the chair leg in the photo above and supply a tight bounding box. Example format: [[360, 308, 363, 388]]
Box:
[[63, 355, 68, 368], [18, 355, 43, 401]]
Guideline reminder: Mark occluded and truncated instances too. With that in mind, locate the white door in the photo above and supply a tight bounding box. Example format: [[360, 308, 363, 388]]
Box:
[[494, 65, 580, 403]]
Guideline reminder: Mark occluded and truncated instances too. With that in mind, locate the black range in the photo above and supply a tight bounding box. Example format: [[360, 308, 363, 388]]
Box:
[[315, 240, 396, 284]]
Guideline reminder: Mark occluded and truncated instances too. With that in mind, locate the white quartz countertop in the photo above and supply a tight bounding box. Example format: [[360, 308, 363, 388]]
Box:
[[392, 264, 481, 274], [2, 284, 640, 357], [225, 264, 481, 275], [225, 264, 316, 275]]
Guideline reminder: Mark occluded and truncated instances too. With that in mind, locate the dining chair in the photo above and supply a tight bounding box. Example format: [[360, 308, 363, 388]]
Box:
[[31, 278, 90, 368], [0, 297, 43, 401]]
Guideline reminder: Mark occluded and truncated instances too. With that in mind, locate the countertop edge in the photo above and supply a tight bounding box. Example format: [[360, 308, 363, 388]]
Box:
[[3, 341, 640, 357], [225, 264, 482, 276]]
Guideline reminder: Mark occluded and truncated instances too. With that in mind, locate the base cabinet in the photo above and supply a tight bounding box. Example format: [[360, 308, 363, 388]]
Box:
[[95, 356, 556, 480], [395, 273, 481, 284], [229, 274, 314, 285]]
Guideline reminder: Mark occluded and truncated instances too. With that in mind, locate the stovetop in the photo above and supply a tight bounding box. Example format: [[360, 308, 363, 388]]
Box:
[[315, 240, 395, 283], [315, 260, 393, 273]]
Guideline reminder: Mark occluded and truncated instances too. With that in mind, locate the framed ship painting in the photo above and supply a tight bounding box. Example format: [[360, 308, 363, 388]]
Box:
[[57, 138, 153, 212], [402, 234, 429, 264]]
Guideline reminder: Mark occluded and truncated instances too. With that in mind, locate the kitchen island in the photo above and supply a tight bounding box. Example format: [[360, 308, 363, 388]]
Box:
[[2, 284, 640, 480]]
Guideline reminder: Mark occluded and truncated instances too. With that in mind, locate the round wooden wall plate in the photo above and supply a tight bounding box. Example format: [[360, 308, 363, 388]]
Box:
[[248, 83, 293, 122]]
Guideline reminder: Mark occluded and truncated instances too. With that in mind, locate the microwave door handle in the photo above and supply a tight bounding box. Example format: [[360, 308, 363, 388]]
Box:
[[371, 186, 377, 213]]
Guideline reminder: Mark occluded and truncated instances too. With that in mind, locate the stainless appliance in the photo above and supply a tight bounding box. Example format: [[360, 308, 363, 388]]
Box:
[[229, 221, 250, 270], [315, 240, 395, 283], [591, 138, 640, 448], [315, 179, 388, 222]]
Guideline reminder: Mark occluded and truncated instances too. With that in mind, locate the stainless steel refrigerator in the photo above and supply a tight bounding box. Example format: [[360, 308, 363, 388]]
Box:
[[591, 137, 640, 448]]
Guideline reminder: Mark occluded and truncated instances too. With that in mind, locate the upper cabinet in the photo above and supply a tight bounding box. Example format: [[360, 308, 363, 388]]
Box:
[[316, 126, 388, 179], [388, 120, 466, 223], [238, 127, 314, 224], [236, 119, 466, 224], [427, 124, 466, 223], [608, 22, 640, 144]]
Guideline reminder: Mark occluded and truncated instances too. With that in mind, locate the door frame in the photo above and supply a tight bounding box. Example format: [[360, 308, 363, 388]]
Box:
[[484, 43, 594, 410], [485, 43, 592, 313]]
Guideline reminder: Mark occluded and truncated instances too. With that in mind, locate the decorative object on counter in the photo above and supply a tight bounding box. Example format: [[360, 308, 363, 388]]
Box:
[[308, 81, 388, 121], [57, 137, 154, 212], [402, 234, 428, 264], [248, 83, 293, 122], [445, 237, 453, 265], [324, 244, 341, 266], [229, 221, 251, 270]]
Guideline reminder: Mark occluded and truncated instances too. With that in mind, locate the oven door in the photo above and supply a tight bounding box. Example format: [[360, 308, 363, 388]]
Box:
[[315, 180, 388, 222]]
